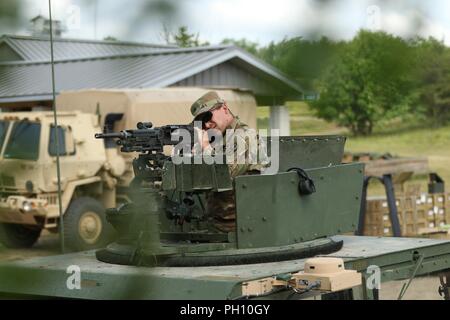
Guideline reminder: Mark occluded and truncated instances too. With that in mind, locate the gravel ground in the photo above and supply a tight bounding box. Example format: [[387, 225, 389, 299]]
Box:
[[0, 232, 446, 300], [0, 231, 60, 262], [380, 276, 443, 300]]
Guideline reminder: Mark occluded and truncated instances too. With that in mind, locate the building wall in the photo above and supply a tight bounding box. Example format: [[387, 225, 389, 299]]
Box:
[[0, 43, 23, 62], [171, 60, 286, 99]]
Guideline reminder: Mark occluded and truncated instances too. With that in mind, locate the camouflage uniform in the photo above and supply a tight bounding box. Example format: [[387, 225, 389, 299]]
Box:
[[191, 91, 270, 233]]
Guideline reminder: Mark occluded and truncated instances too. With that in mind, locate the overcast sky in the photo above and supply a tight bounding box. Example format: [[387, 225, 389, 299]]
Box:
[[12, 0, 450, 46]]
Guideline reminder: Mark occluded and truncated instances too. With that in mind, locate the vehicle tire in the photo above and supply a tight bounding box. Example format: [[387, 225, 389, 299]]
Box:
[[0, 223, 41, 248], [63, 197, 115, 251]]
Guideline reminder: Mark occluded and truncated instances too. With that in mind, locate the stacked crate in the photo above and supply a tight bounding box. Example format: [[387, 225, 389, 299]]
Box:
[[363, 196, 400, 236], [363, 192, 449, 237]]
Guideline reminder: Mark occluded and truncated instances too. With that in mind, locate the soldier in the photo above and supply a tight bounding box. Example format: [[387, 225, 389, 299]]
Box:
[[191, 91, 269, 232]]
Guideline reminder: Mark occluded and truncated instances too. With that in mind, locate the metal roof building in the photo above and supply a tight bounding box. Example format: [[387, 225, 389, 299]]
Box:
[[0, 35, 302, 134], [0, 45, 302, 104], [0, 34, 176, 61]]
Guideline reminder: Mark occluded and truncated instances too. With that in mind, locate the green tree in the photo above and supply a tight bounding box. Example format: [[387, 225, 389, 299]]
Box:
[[174, 26, 197, 47], [413, 38, 450, 125], [312, 30, 415, 135], [221, 38, 259, 56], [166, 26, 209, 47], [103, 36, 118, 41], [258, 37, 343, 91]]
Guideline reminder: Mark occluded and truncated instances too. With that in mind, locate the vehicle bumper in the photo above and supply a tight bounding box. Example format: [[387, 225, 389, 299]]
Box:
[[0, 196, 48, 225]]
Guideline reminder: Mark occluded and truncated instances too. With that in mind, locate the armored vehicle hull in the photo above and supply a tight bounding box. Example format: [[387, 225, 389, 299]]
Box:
[[0, 236, 450, 299], [2, 131, 449, 300]]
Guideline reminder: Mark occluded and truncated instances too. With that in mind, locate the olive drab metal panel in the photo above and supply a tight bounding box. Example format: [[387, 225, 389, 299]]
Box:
[[162, 161, 232, 192], [266, 136, 346, 172], [235, 163, 364, 249]]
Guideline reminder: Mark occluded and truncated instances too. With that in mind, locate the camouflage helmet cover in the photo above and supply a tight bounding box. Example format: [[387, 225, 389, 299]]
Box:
[[190, 91, 225, 119]]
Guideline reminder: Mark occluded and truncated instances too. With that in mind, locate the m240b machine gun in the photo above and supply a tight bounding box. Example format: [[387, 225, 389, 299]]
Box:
[[95, 121, 194, 153], [95, 122, 194, 182]]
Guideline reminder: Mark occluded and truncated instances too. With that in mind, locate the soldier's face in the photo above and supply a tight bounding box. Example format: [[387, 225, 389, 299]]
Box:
[[204, 105, 231, 133]]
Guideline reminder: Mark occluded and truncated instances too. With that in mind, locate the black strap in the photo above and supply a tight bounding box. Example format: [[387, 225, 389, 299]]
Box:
[[288, 167, 316, 196]]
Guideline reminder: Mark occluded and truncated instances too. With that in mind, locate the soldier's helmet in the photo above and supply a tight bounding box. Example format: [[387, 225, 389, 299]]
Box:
[[190, 91, 225, 121]]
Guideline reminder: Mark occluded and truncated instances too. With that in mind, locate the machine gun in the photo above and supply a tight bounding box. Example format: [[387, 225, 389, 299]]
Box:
[[95, 121, 194, 153], [95, 121, 195, 182]]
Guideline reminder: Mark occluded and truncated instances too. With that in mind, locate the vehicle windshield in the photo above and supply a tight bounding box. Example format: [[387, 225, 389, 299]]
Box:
[[3, 121, 41, 160], [0, 120, 8, 153]]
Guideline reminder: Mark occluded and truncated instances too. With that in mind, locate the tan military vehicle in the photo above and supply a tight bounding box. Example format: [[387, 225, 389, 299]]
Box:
[[0, 88, 257, 251]]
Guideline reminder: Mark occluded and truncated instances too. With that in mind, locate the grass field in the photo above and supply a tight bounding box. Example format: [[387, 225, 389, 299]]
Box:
[[257, 102, 450, 195], [257, 102, 348, 135]]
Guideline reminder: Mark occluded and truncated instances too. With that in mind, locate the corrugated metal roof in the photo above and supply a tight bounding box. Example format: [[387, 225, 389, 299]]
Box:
[[0, 34, 177, 61], [0, 45, 303, 103]]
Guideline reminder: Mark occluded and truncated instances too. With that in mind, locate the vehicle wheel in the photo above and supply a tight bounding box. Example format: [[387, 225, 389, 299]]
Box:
[[0, 223, 41, 248], [63, 197, 115, 251]]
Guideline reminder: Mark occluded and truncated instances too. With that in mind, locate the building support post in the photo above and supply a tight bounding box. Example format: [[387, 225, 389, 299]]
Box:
[[269, 105, 290, 136]]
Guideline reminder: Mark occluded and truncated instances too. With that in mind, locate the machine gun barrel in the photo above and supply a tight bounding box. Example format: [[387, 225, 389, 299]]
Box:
[[94, 132, 126, 139]]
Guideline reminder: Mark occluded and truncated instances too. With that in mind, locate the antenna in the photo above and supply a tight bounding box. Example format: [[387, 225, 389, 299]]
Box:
[[94, 0, 98, 39], [48, 0, 65, 254]]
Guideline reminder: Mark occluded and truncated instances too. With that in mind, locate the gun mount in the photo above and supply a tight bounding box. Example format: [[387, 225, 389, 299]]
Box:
[[94, 125, 363, 268]]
